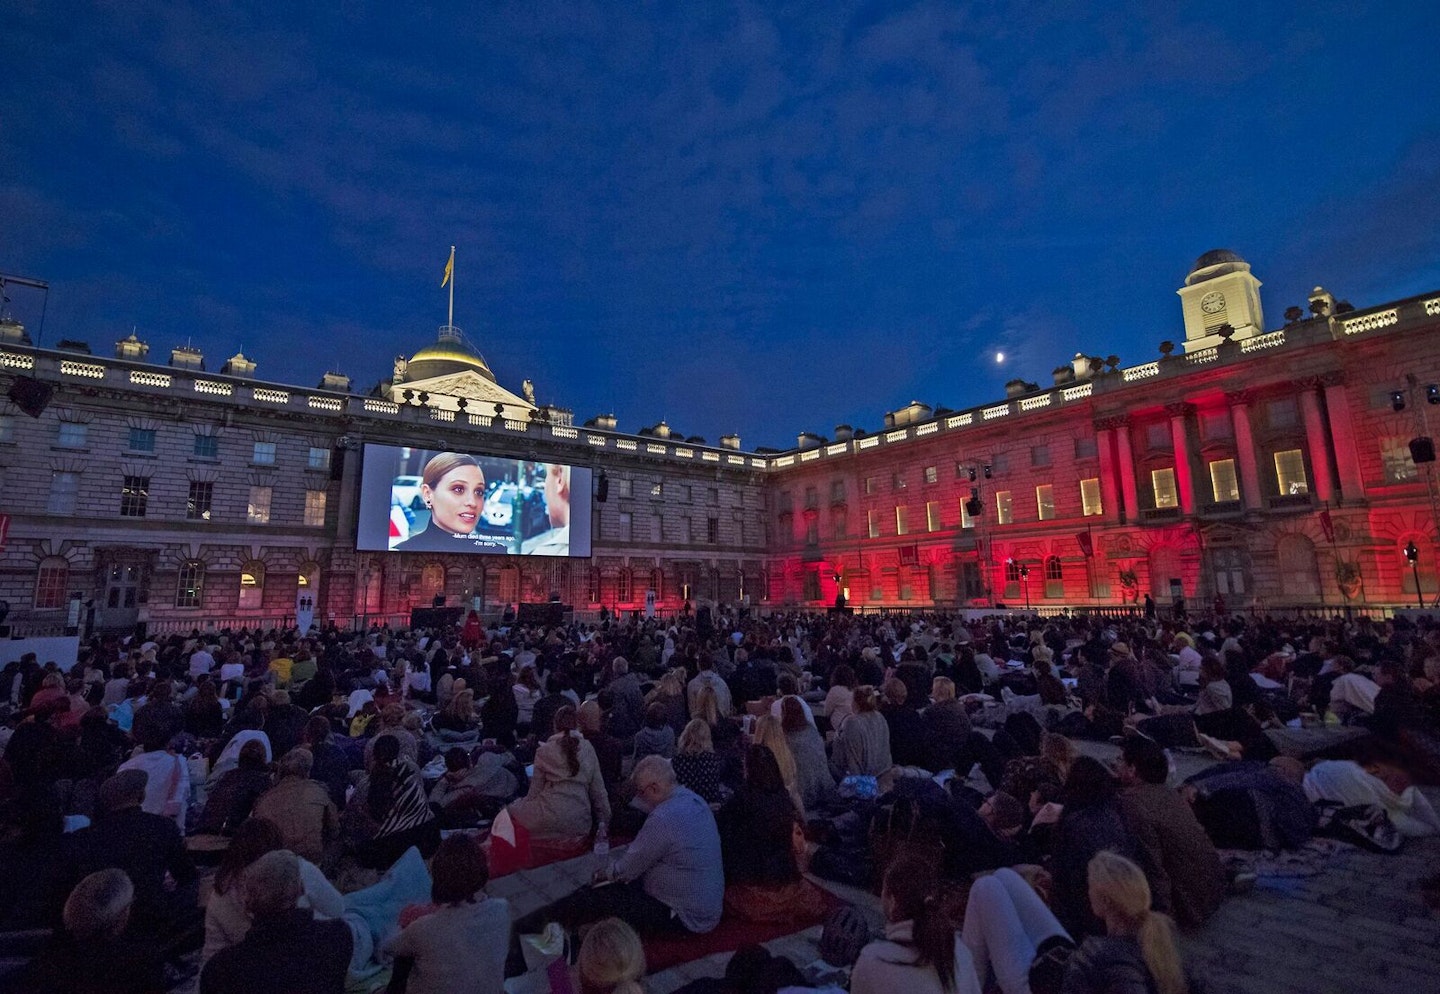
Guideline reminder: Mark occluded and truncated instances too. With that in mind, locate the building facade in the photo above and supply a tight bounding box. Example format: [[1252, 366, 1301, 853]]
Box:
[[0, 251, 1437, 635]]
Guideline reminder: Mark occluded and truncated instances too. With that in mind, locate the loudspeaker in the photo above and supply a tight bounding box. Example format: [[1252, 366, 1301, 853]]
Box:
[[965, 497, 983, 517], [8, 376, 53, 418], [596, 473, 609, 502], [1410, 437, 1437, 464]]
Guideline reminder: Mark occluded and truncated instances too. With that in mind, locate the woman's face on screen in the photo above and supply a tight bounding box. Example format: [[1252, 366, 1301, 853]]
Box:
[[424, 465, 485, 535]]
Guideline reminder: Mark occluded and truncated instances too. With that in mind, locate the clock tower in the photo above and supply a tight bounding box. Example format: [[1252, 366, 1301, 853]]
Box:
[[1176, 249, 1264, 353]]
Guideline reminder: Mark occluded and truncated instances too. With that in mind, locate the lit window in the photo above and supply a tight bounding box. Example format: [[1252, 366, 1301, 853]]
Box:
[[47, 471, 79, 515], [238, 562, 265, 610], [1080, 478, 1103, 517], [924, 465, 938, 484], [1380, 439, 1418, 484], [34, 558, 69, 610], [252, 441, 276, 465], [193, 434, 219, 459], [1036, 484, 1056, 521], [304, 490, 326, 526], [1152, 468, 1179, 508], [187, 482, 214, 521], [868, 510, 880, 538], [307, 446, 331, 471], [120, 475, 150, 517], [651, 482, 664, 499], [1209, 459, 1240, 502], [926, 500, 942, 532], [1031, 445, 1051, 467], [1275, 449, 1309, 495], [176, 560, 205, 608], [57, 423, 87, 448], [128, 428, 156, 452], [247, 486, 272, 524], [895, 506, 909, 535], [995, 490, 1013, 525]]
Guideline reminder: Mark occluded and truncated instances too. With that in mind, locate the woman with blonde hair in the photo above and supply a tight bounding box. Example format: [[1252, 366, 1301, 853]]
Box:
[[577, 917, 646, 994], [673, 718, 724, 802], [644, 669, 688, 734], [1063, 851, 1196, 994], [751, 714, 803, 814]]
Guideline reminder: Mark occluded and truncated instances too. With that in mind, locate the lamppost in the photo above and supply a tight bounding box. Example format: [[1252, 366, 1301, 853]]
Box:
[[360, 564, 372, 631], [1020, 563, 1031, 612], [1391, 379, 1440, 608], [958, 460, 993, 606], [1404, 541, 1423, 610]]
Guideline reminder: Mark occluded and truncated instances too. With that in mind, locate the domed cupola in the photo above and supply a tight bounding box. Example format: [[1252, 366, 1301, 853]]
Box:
[[402, 325, 497, 383]]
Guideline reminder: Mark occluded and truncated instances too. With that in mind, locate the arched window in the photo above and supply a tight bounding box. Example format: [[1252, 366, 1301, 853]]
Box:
[[177, 560, 206, 609], [586, 568, 601, 604], [1004, 560, 1021, 599], [419, 562, 446, 605], [616, 569, 634, 604], [1044, 556, 1064, 598], [649, 568, 664, 602], [34, 557, 69, 610], [238, 561, 265, 610]]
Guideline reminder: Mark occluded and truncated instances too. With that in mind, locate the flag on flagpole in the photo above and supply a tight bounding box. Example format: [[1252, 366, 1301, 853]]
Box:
[[441, 247, 454, 288]]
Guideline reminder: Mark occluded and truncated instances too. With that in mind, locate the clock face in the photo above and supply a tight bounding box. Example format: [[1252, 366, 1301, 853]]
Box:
[[1200, 291, 1226, 314]]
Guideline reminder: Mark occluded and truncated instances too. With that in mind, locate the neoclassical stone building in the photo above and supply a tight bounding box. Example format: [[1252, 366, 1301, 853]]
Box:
[[0, 251, 1436, 634]]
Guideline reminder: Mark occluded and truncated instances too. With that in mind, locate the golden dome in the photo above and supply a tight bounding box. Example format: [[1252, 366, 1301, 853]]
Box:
[[404, 326, 495, 383]]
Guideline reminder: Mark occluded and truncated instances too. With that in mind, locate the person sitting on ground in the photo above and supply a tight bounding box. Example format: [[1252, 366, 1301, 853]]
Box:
[[1114, 736, 1226, 929], [116, 728, 191, 833], [199, 850, 353, 994], [513, 665, 544, 734], [513, 755, 723, 940], [202, 817, 344, 966], [303, 715, 354, 810], [716, 744, 824, 923], [252, 747, 338, 867], [68, 769, 199, 940], [384, 834, 510, 994], [531, 672, 573, 741], [695, 684, 746, 789], [350, 732, 440, 869], [770, 672, 816, 726], [428, 746, 518, 826], [363, 704, 419, 766], [432, 687, 481, 740], [1049, 756, 1137, 938], [851, 852, 982, 994], [579, 699, 624, 791], [1061, 850, 1201, 994], [645, 668, 689, 735], [24, 868, 168, 994], [576, 917, 646, 994], [507, 704, 611, 841], [783, 695, 835, 815], [960, 866, 1073, 994], [880, 677, 928, 768], [672, 718, 725, 804], [752, 713, 805, 812], [605, 657, 646, 741], [196, 738, 272, 835], [633, 702, 677, 761], [688, 655, 733, 720], [823, 664, 857, 731], [831, 685, 893, 780]]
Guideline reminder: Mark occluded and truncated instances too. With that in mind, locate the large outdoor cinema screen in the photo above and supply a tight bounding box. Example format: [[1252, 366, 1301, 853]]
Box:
[[356, 444, 593, 557]]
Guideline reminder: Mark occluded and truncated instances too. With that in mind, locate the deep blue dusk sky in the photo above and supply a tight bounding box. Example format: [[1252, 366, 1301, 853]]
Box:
[[4, 1, 1439, 449]]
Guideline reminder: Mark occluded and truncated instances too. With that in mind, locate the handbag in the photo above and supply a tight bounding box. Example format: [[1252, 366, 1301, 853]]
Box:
[[1028, 935, 1077, 994]]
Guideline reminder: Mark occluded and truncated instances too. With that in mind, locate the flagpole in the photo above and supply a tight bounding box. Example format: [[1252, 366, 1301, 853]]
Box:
[[447, 245, 455, 329]]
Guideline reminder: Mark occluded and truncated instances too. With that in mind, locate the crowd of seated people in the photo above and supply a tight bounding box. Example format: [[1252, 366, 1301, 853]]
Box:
[[1, 604, 1438, 993]]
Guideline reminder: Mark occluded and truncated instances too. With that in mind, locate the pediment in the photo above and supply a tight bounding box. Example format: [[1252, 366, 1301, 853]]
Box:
[[390, 371, 533, 409]]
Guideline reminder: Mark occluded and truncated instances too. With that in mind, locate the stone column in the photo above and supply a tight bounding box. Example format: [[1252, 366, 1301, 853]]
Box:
[[1297, 378, 1336, 504], [1112, 417, 1140, 522], [1167, 402, 1196, 515], [1227, 391, 1263, 511], [1095, 423, 1121, 522], [1321, 372, 1367, 503]]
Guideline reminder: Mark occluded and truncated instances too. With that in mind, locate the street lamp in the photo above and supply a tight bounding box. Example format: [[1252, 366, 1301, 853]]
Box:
[[1404, 541, 1422, 610], [1020, 563, 1031, 612]]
